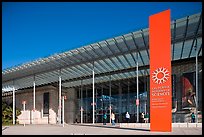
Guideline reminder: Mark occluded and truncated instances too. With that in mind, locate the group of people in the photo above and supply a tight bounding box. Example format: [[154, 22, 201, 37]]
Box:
[[103, 111, 149, 125], [141, 112, 149, 123], [103, 112, 115, 126]]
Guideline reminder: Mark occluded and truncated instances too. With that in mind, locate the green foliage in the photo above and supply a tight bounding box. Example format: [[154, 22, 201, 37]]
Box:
[[2, 101, 21, 125]]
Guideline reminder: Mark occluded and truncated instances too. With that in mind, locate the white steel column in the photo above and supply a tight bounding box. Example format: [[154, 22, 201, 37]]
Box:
[[33, 75, 36, 111], [62, 96, 65, 127], [127, 81, 130, 112], [23, 101, 26, 126], [109, 75, 111, 123], [32, 75, 36, 124], [144, 71, 146, 115], [81, 80, 83, 124], [12, 85, 15, 125], [59, 69, 62, 124], [195, 39, 198, 123], [136, 52, 139, 123], [92, 62, 95, 124]]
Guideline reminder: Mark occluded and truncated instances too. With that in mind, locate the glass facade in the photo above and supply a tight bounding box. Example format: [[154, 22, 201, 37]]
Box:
[[76, 60, 202, 123]]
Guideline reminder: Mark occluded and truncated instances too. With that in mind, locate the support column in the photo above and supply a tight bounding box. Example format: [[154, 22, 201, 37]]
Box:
[[119, 82, 122, 123], [195, 39, 198, 123], [147, 75, 150, 119], [144, 71, 146, 114], [33, 75, 36, 111], [32, 75, 36, 124], [92, 62, 95, 124], [95, 88, 98, 123], [13, 83, 15, 125], [59, 69, 62, 124], [81, 80, 83, 124], [101, 85, 103, 124], [136, 52, 139, 123], [62, 96, 65, 127], [109, 75, 112, 123], [127, 81, 130, 112], [23, 101, 26, 126]]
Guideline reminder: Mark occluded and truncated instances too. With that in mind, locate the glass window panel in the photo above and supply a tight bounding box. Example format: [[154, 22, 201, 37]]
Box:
[[106, 39, 120, 53], [77, 47, 86, 53], [114, 37, 129, 52], [190, 38, 202, 58], [181, 39, 193, 59], [176, 18, 186, 27], [36, 75, 55, 84], [62, 68, 76, 80], [143, 35, 149, 48], [125, 53, 135, 67], [73, 66, 85, 75], [68, 67, 82, 78], [80, 50, 92, 60], [176, 19, 186, 39], [133, 34, 145, 49], [94, 61, 107, 73], [171, 21, 175, 37], [104, 58, 117, 71], [72, 53, 85, 62], [102, 60, 113, 72], [198, 19, 202, 34], [84, 45, 92, 51], [91, 43, 106, 57], [118, 55, 130, 68], [119, 73, 125, 79], [173, 41, 183, 60], [38, 71, 58, 81], [117, 73, 123, 79], [188, 14, 200, 24], [124, 36, 136, 50], [111, 57, 124, 70], [86, 49, 99, 59], [81, 64, 92, 74], [78, 65, 91, 76], [186, 23, 198, 38], [126, 72, 133, 78], [98, 42, 113, 56], [139, 70, 143, 76], [139, 50, 148, 66], [111, 75, 117, 81], [132, 31, 141, 38]]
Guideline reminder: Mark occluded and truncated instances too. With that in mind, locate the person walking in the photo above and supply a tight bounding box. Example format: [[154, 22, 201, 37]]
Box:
[[141, 112, 145, 123], [103, 113, 107, 125], [125, 112, 130, 123], [111, 112, 115, 126], [191, 112, 195, 123], [144, 113, 149, 123]]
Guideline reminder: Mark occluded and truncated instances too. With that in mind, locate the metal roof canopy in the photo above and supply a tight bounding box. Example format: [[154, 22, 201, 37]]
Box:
[[2, 12, 202, 93]]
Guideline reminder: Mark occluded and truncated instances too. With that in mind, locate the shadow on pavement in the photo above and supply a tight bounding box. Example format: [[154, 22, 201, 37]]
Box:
[[2, 126, 9, 131], [70, 123, 150, 132]]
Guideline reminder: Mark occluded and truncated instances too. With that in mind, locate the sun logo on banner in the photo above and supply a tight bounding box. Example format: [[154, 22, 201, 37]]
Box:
[[152, 67, 170, 84]]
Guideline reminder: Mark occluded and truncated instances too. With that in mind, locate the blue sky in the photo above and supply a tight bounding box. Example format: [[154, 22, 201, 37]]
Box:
[[2, 2, 202, 70]]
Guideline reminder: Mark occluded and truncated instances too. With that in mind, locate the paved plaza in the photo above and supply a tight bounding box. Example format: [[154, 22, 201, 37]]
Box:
[[2, 123, 202, 135]]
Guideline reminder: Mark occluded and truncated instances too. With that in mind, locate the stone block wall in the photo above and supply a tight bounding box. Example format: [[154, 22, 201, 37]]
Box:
[[2, 85, 77, 124]]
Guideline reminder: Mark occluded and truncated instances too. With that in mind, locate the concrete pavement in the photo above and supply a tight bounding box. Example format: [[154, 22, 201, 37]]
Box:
[[2, 123, 202, 135]]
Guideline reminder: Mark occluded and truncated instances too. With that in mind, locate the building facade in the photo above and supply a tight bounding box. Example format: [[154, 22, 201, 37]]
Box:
[[2, 12, 202, 124]]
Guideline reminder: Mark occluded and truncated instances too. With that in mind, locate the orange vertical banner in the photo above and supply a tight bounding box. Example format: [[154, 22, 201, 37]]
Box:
[[149, 9, 172, 132]]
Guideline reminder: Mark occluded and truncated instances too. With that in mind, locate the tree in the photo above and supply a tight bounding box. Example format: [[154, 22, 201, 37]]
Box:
[[2, 101, 21, 125]]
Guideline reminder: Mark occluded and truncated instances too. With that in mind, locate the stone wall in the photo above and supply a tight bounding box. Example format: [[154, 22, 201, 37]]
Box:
[[2, 85, 77, 124]]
